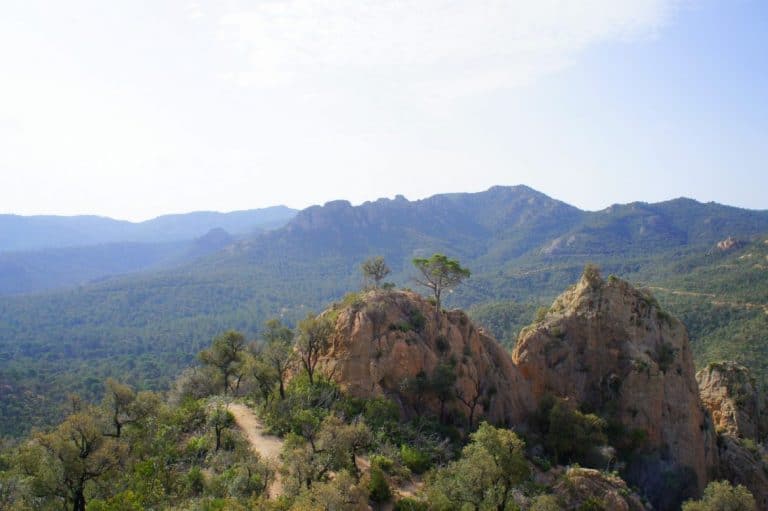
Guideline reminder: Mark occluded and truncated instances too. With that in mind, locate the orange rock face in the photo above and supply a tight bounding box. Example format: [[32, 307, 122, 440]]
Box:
[[697, 362, 768, 508], [511, 270, 717, 490], [697, 361, 765, 442], [315, 290, 534, 426]]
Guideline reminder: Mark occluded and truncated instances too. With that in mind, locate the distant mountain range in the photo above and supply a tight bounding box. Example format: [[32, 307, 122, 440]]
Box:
[[0, 185, 766, 436], [0, 206, 297, 294], [0, 206, 297, 252]]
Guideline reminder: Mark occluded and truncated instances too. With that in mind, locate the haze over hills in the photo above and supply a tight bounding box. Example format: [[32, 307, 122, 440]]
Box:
[[0, 185, 766, 436], [0, 206, 298, 295], [0, 205, 297, 252]]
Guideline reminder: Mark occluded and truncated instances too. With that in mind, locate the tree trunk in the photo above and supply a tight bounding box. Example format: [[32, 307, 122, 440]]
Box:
[[307, 364, 314, 386], [279, 378, 286, 399], [73, 487, 86, 511], [350, 451, 360, 480]]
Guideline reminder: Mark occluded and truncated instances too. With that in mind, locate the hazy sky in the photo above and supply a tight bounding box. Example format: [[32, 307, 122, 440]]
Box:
[[1, 0, 766, 221]]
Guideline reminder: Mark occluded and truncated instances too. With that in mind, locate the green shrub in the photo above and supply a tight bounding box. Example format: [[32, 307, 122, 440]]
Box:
[[85, 491, 144, 511], [368, 466, 392, 502], [400, 444, 431, 474], [409, 309, 427, 333], [364, 396, 401, 432], [578, 497, 606, 511], [394, 497, 429, 511], [389, 321, 413, 333], [370, 454, 395, 474], [185, 435, 210, 461], [173, 398, 208, 433], [185, 466, 205, 496], [540, 398, 607, 465], [682, 480, 756, 511]]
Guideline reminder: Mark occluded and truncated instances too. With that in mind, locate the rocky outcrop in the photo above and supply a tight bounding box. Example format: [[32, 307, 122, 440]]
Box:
[[315, 290, 534, 426], [697, 361, 768, 508], [697, 361, 765, 442], [715, 435, 768, 509], [716, 236, 745, 251], [551, 467, 647, 511], [511, 268, 717, 493]]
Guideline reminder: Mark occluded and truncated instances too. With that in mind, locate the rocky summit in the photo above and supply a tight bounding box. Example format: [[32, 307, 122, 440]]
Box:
[[512, 268, 718, 493], [315, 289, 534, 426]]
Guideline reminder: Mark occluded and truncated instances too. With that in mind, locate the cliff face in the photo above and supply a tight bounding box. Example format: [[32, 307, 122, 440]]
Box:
[[511, 269, 717, 491], [315, 290, 534, 426], [697, 361, 765, 442], [697, 362, 768, 508]]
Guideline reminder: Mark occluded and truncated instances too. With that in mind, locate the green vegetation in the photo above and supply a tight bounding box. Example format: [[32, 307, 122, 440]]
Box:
[[682, 480, 756, 511], [1, 188, 767, 439], [361, 256, 391, 288], [412, 254, 471, 319], [425, 422, 529, 510], [1, 282, 764, 510], [468, 300, 540, 349], [534, 396, 608, 466]]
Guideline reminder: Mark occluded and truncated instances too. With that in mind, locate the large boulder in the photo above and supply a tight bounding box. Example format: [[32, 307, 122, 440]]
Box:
[[512, 268, 717, 494], [315, 289, 534, 426], [551, 467, 647, 511]]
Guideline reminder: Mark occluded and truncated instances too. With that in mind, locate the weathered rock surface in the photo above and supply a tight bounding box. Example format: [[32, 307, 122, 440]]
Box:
[[315, 289, 534, 425], [512, 269, 717, 491], [697, 361, 765, 442], [551, 467, 647, 511], [715, 435, 768, 510], [697, 361, 768, 508]]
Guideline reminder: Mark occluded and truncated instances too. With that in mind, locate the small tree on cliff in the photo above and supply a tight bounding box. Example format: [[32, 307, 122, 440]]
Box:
[[296, 314, 333, 386], [412, 253, 470, 322], [361, 256, 391, 288]]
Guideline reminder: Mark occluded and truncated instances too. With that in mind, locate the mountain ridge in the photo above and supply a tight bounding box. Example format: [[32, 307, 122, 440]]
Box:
[[0, 184, 766, 437]]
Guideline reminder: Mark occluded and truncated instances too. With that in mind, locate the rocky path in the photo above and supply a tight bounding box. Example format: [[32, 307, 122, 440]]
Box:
[[228, 402, 284, 497]]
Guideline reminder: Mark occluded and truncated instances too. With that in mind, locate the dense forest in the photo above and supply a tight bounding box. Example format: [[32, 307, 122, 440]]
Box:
[[2, 188, 767, 439], [1, 261, 761, 510]]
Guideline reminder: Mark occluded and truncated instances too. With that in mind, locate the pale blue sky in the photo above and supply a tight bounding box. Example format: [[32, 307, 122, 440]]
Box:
[[0, 0, 765, 220]]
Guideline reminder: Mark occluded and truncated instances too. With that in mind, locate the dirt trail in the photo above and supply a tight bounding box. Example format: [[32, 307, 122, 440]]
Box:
[[228, 402, 424, 501], [228, 402, 284, 497], [648, 286, 768, 314]]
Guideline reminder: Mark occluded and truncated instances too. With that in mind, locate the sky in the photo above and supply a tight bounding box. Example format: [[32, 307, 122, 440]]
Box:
[[0, 0, 766, 221]]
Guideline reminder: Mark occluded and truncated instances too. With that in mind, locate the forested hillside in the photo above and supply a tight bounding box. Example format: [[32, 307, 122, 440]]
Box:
[[1, 186, 766, 436], [2, 276, 763, 511]]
